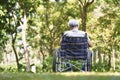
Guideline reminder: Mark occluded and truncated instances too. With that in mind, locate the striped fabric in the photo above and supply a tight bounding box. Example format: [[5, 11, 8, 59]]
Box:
[[60, 35, 88, 60]]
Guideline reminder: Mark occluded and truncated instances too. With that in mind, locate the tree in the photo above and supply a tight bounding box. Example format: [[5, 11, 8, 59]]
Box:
[[88, 0, 120, 71], [0, 0, 21, 71], [18, 0, 40, 72], [78, 0, 94, 31]]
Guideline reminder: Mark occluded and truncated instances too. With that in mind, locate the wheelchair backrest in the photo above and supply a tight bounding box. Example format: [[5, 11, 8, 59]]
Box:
[[60, 34, 88, 60]]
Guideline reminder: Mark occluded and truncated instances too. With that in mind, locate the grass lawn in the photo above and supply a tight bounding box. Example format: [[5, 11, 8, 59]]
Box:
[[0, 72, 120, 80]]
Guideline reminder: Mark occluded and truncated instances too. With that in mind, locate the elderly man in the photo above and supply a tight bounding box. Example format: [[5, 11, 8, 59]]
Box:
[[64, 19, 92, 47], [63, 19, 92, 71]]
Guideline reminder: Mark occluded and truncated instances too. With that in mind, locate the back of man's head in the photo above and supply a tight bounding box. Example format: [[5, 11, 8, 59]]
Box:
[[68, 19, 79, 27]]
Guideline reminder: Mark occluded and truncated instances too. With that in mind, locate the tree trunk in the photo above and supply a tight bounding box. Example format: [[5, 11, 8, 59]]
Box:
[[108, 54, 111, 71], [11, 38, 20, 71], [9, 12, 20, 71], [111, 48, 115, 71], [98, 49, 102, 64], [39, 46, 46, 71], [78, 0, 94, 31], [93, 49, 98, 64], [22, 5, 30, 72], [45, 0, 54, 55], [81, 6, 87, 31], [49, 31, 54, 55]]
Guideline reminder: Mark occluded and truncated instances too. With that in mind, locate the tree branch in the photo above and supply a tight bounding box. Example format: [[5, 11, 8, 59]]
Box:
[[78, 0, 84, 17], [85, 0, 87, 4], [86, 0, 94, 7], [78, 0, 83, 6]]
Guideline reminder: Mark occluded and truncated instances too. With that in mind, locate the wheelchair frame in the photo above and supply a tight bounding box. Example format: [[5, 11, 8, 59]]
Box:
[[52, 35, 92, 72], [52, 48, 92, 72]]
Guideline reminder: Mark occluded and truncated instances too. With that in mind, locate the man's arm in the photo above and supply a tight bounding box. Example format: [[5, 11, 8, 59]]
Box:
[[88, 41, 92, 47], [86, 33, 92, 47]]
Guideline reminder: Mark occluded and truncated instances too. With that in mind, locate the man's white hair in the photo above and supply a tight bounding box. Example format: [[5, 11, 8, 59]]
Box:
[[68, 19, 79, 27]]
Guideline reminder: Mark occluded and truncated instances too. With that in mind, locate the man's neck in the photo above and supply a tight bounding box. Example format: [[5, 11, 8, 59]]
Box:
[[70, 27, 78, 30]]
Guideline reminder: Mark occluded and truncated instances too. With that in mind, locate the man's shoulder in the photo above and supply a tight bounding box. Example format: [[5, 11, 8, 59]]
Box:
[[63, 30, 86, 37], [77, 30, 86, 34], [64, 30, 71, 34], [64, 31, 69, 33], [64, 30, 85, 33]]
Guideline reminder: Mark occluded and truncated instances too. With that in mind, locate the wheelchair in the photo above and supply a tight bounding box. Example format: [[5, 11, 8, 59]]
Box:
[[52, 34, 92, 72]]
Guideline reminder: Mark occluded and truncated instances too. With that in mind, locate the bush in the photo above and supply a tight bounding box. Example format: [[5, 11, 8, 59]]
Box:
[[92, 61, 109, 72], [115, 61, 120, 72], [4, 66, 18, 73], [41, 56, 53, 72], [0, 67, 4, 72]]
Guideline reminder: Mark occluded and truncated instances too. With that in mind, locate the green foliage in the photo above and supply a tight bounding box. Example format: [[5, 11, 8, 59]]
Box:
[[0, 47, 4, 62], [0, 0, 120, 72], [4, 66, 18, 73], [40, 56, 53, 72], [115, 61, 120, 72], [0, 67, 4, 72], [0, 64, 18, 73], [92, 61, 109, 72]]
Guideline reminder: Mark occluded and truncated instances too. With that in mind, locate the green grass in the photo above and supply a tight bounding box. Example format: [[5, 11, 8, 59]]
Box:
[[0, 72, 120, 80]]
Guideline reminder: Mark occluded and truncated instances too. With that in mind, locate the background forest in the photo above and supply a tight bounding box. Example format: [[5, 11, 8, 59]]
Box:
[[0, 0, 120, 73]]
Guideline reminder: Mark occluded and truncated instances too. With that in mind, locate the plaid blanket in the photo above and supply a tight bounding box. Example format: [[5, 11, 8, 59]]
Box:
[[60, 36, 88, 60]]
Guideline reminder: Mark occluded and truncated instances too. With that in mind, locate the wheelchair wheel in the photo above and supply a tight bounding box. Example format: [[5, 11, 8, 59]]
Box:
[[87, 60, 92, 71], [87, 52, 92, 71], [52, 48, 61, 72]]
